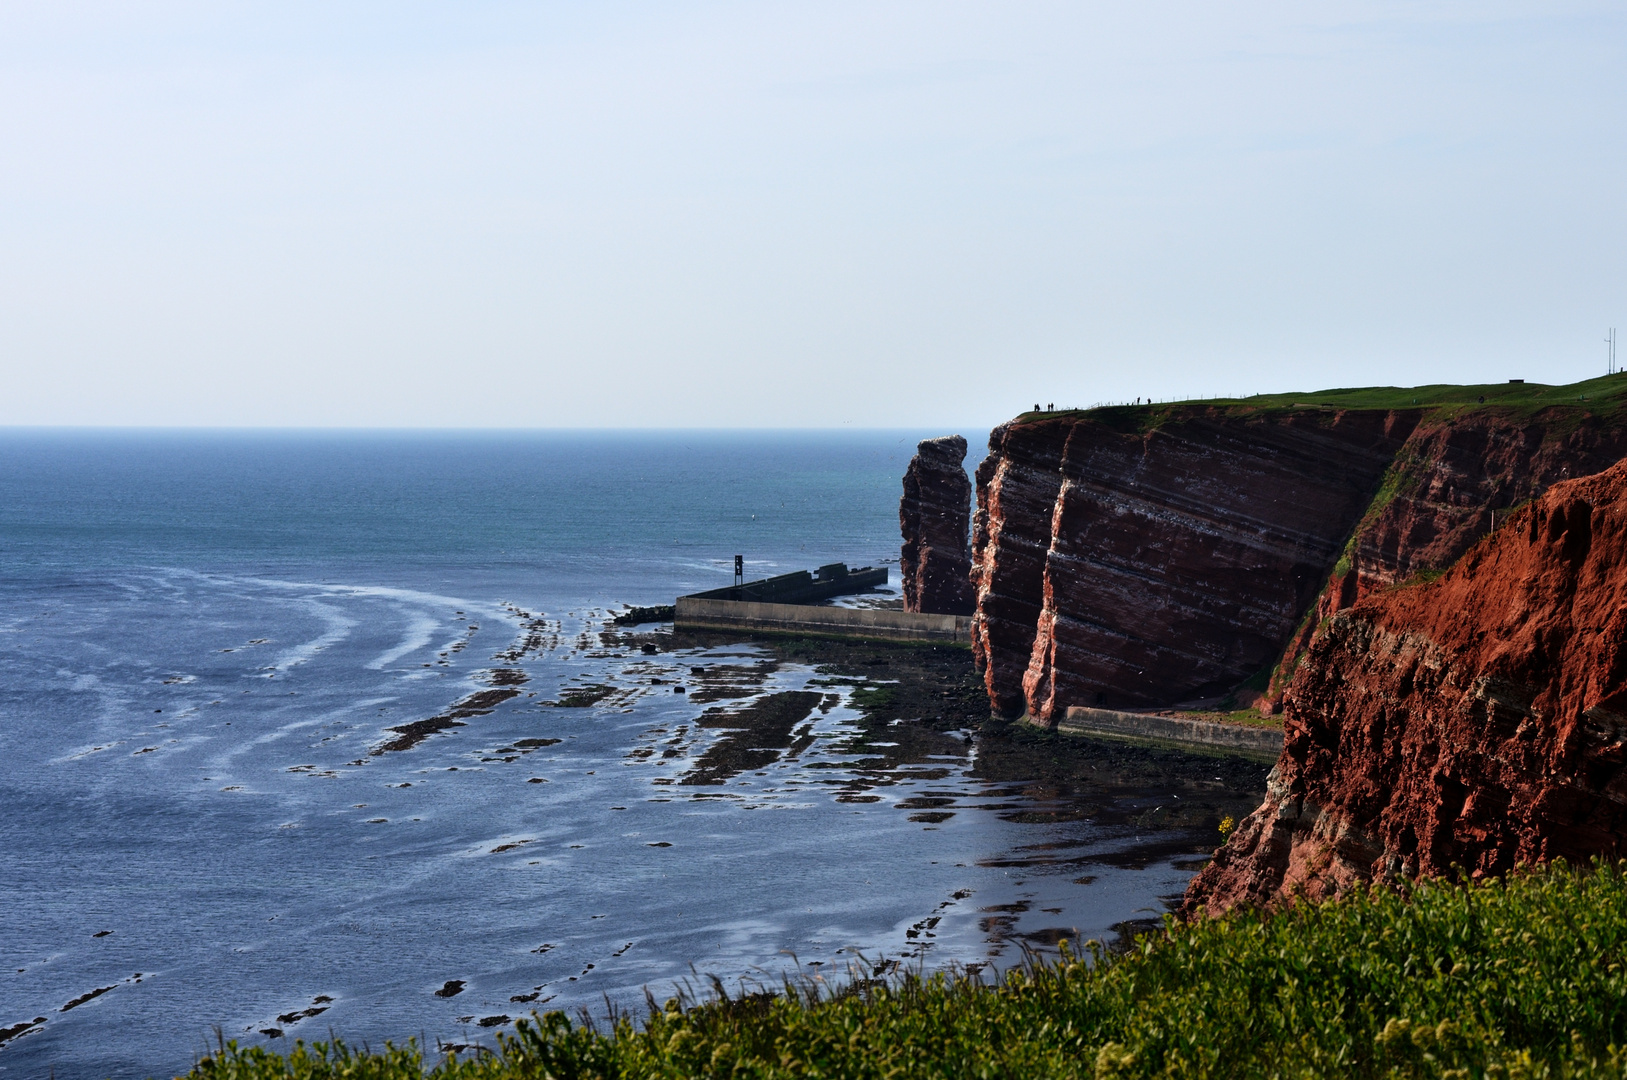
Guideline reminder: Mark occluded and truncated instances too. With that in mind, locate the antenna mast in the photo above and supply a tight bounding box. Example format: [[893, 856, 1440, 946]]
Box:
[[1610, 328, 1618, 375]]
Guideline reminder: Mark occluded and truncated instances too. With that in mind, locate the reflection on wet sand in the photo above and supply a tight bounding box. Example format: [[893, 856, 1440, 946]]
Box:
[[679, 691, 826, 785], [375, 613, 1269, 973]]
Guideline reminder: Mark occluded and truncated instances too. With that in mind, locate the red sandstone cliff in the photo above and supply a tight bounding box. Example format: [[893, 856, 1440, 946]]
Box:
[[971, 421, 1071, 715], [964, 396, 1627, 723], [1186, 458, 1627, 915], [1266, 412, 1627, 710], [971, 407, 1416, 718], [900, 435, 975, 616]]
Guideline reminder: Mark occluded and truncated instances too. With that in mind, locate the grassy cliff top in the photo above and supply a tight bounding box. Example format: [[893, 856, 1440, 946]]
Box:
[[1017, 372, 1627, 426]]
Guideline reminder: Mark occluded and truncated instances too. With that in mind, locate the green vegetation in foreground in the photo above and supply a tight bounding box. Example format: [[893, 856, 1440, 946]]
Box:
[[189, 861, 1627, 1078], [1019, 372, 1627, 426]]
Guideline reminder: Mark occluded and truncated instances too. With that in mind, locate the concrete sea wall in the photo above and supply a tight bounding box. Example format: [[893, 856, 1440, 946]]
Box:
[[674, 597, 971, 645], [1052, 706, 1283, 761]]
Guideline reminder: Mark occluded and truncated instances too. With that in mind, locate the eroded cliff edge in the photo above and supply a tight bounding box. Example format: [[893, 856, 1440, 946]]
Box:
[[1266, 410, 1627, 709], [966, 380, 1627, 721], [1185, 457, 1627, 914]]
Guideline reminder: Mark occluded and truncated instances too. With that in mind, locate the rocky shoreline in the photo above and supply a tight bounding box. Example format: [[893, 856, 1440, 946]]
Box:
[[897, 376, 1627, 914]]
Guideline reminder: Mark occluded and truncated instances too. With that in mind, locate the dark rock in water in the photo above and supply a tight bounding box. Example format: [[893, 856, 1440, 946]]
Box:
[[0, 1018, 47, 1047], [61, 985, 116, 1011], [681, 691, 825, 785], [434, 980, 466, 998], [900, 435, 975, 617], [373, 689, 523, 754], [613, 604, 675, 626], [1186, 458, 1627, 915]]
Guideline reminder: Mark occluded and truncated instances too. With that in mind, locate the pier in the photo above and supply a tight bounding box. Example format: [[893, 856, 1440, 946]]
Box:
[[684, 562, 889, 605], [674, 596, 971, 644], [671, 563, 970, 645]]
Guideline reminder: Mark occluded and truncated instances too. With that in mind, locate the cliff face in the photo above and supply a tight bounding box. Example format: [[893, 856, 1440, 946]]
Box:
[[899, 435, 975, 616], [971, 421, 1070, 716], [1267, 414, 1627, 708], [971, 408, 1416, 718], [962, 393, 1627, 722], [1187, 458, 1627, 915]]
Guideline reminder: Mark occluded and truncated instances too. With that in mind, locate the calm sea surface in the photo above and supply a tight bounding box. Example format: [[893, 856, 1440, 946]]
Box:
[[0, 430, 1250, 1078]]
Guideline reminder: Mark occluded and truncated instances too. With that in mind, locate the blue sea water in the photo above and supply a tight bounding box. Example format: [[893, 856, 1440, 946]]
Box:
[[0, 430, 1227, 1079]]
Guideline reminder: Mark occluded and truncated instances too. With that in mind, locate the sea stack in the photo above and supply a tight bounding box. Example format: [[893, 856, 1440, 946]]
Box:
[[900, 435, 975, 616], [1186, 456, 1627, 916]]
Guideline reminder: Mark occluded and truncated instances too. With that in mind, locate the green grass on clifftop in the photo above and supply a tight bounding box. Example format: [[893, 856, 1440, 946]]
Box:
[[1019, 372, 1627, 427], [188, 861, 1627, 1079]]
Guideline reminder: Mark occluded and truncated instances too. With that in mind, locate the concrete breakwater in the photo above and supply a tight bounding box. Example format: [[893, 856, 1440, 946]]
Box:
[[674, 596, 971, 645], [686, 563, 889, 605], [1050, 706, 1282, 761]]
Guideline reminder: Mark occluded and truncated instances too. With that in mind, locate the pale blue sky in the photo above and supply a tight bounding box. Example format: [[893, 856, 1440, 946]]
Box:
[[1, 2, 1623, 427]]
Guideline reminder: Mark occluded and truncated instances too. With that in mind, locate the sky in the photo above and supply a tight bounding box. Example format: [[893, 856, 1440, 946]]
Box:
[[1, 1, 1623, 428]]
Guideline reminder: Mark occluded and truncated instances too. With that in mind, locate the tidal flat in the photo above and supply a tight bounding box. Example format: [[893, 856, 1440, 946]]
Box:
[[2, 592, 1265, 1078]]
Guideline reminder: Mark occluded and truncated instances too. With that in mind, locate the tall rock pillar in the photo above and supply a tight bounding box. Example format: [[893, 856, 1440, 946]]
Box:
[[900, 435, 976, 616]]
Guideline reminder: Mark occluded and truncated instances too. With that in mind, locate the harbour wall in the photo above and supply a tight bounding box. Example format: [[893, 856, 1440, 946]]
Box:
[[674, 597, 971, 645], [1050, 706, 1283, 761]]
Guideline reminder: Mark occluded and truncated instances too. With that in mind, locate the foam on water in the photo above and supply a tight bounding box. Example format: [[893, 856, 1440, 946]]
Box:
[[365, 609, 442, 670]]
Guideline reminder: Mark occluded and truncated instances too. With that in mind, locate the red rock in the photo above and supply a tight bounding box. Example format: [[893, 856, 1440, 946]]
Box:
[[1026, 410, 1417, 718], [899, 435, 975, 616], [1265, 412, 1627, 710], [970, 408, 1415, 717], [1186, 457, 1627, 915], [971, 420, 1071, 716]]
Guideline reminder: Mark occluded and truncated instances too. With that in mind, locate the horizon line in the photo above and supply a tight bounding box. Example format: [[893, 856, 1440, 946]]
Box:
[[0, 423, 989, 434]]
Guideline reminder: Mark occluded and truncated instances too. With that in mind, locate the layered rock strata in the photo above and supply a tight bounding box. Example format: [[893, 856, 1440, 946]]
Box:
[[1266, 413, 1627, 708], [1186, 458, 1627, 915], [961, 398, 1627, 722], [899, 435, 975, 616], [971, 421, 1071, 715], [972, 408, 1417, 717]]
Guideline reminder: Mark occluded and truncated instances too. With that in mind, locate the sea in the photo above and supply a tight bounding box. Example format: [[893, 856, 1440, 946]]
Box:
[[0, 430, 1259, 1079]]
